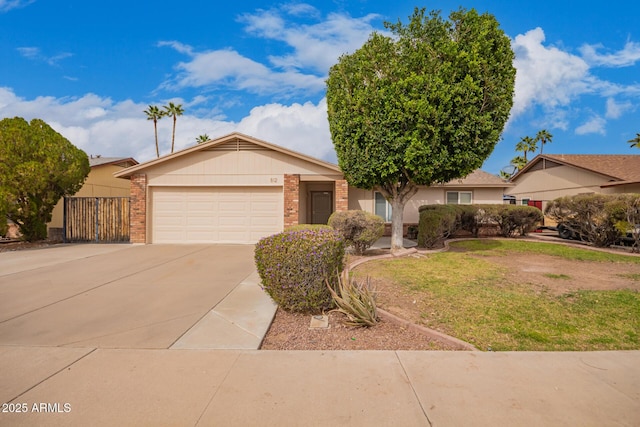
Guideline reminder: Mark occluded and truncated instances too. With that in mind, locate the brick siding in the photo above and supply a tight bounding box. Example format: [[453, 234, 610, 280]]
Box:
[[283, 174, 300, 228], [130, 173, 147, 243], [334, 179, 349, 212]]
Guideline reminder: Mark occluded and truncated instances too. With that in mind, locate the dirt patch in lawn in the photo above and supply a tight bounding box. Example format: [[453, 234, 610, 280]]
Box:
[[261, 242, 640, 351], [457, 251, 640, 296]]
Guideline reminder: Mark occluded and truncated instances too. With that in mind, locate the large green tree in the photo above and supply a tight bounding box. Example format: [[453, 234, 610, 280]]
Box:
[[0, 117, 90, 241], [326, 8, 516, 250]]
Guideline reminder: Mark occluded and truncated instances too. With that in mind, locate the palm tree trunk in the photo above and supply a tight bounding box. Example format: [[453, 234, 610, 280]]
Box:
[[154, 120, 160, 158], [171, 116, 176, 153]]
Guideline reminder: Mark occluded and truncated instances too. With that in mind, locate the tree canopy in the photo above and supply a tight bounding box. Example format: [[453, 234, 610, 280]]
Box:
[[326, 8, 516, 249], [0, 117, 90, 241]]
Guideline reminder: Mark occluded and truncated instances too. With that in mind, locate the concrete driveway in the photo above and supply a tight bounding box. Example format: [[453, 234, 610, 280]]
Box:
[[0, 244, 259, 349]]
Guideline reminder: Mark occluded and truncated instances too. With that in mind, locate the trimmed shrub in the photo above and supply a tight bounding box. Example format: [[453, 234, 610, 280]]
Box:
[[455, 205, 481, 237], [545, 194, 632, 247], [417, 205, 458, 248], [496, 205, 544, 237], [417, 204, 543, 246], [328, 210, 384, 255], [255, 228, 345, 313], [285, 224, 333, 232]]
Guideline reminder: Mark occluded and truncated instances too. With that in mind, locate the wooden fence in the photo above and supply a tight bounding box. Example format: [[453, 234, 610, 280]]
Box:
[[64, 197, 130, 243]]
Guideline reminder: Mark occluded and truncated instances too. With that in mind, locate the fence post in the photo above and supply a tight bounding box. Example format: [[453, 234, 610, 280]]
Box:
[[95, 198, 99, 243], [63, 197, 68, 243]]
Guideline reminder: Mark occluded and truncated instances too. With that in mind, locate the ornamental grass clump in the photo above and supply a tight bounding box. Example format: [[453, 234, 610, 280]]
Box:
[[255, 228, 345, 313], [328, 272, 378, 327]]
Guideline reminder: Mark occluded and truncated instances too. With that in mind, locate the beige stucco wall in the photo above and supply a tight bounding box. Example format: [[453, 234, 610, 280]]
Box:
[[601, 184, 640, 194], [48, 165, 131, 229], [144, 149, 341, 187], [349, 186, 505, 223], [506, 165, 614, 212]]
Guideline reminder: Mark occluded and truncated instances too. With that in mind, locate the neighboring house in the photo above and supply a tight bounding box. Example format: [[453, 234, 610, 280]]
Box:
[[47, 156, 138, 239], [114, 132, 510, 244], [506, 154, 640, 212]]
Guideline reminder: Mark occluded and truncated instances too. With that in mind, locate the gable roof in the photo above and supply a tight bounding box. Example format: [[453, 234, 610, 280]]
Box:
[[115, 132, 342, 178], [89, 157, 138, 168], [510, 154, 640, 184], [441, 169, 512, 187]]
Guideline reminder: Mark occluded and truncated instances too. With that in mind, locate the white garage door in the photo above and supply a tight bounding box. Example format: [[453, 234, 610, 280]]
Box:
[[151, 187, 283, 244]]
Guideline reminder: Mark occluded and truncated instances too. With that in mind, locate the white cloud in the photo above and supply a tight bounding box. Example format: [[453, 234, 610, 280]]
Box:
[[236, 98, 334, 161], [511, 28, 593, 118], [575, 115, 606, 135], [605, 97, 633, 119], [159, 8, 379, 97], [159, 45, 325, 96], [239, 6, 380, 73], [580, 41, 640, 67], [17, 46, 73, 66], [0, 87, 335, 165], [0, 0, 34, 13]]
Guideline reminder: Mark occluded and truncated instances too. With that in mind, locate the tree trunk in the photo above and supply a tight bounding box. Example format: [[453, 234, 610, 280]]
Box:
[[378, 182, 419, 253], [390, 198, 406, 251], [171, 116, 176, 153], [153, 120, 160, 158]]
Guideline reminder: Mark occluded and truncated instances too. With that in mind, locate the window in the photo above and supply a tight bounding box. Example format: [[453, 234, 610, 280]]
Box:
[[374, 192, 392, 222], [521, 198, 530, 206], [446, 191, 472, 205]]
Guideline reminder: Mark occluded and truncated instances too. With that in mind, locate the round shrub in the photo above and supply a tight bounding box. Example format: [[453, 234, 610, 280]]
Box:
[[328, 210, 384, 255], [284, 224, 333, 232], [417, 206, 458, 248], [254, 228, 345, 313]]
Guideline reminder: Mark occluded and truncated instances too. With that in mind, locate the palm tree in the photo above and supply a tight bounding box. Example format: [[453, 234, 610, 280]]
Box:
[[515, 136, 537, 162], [163, 102, 184, 153], [535, 129, 553, 154], [196, 134, 210, 144], [511, 155, 527, 171], [143, 105, 164, 158], [628, 133, 640, 149]]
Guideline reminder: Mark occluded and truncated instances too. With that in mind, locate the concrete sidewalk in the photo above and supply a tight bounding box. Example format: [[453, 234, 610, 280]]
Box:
[[1, 348, 637, 426]]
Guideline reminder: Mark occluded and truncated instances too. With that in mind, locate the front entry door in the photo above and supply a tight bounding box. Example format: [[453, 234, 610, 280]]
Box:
[[311, 191, 333, 224]]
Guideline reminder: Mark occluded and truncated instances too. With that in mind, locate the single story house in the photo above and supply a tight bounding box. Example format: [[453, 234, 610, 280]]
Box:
[[506, 154, 640, 212], [47, 156, 138, 239], [114, 133, 511, 244]]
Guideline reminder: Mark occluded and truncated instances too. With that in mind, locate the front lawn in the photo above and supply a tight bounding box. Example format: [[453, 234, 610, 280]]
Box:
[[355, 240, 640, 351]]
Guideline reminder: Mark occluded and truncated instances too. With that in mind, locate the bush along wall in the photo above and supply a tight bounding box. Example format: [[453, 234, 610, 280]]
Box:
[[417, 204, 543, 248], [254, 228, 345, 313], [545, 193, 640, 248], [328, 210, 384, 255]]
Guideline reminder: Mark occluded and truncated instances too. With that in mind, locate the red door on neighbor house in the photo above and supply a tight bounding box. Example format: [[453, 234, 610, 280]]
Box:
[[527, 200, 543, 210]]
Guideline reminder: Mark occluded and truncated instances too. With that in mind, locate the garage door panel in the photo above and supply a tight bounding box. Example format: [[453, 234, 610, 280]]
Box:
[[152, 187, 282, 244]]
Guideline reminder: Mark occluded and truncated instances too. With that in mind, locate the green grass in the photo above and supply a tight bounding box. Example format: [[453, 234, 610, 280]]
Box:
[[451, 239, 640, 263], [619, 273, 640, 281], [357, 241, 640, 351]]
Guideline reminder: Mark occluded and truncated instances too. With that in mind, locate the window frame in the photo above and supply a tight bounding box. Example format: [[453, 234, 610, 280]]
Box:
[[446, 191, 473, 205], [374, 191, 393, 222]]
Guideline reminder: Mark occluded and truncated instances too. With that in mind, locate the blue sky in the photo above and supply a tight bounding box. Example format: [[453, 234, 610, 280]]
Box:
[[1, 0, 639, 175]]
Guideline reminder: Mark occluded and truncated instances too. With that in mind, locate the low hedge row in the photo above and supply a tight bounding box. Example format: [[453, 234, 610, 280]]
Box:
[[545, 193, 640, 248], [417, 204, 543, 248]]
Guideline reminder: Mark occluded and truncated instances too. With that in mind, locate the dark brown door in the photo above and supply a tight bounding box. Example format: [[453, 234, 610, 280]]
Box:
[[311, 191, 333, 224]]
